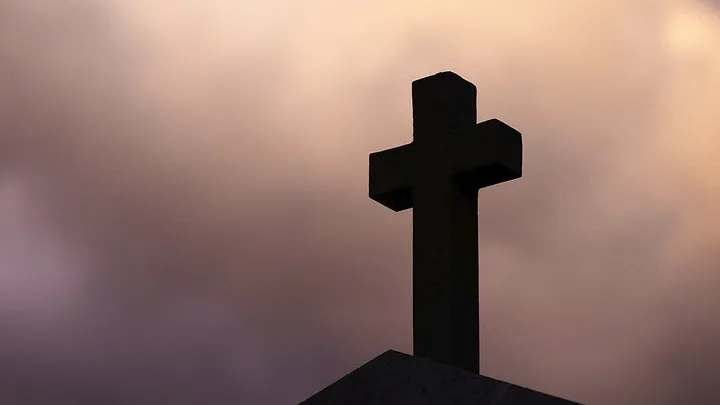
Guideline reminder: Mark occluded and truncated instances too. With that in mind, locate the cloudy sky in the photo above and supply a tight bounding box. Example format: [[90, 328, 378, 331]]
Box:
[[1, 0, 719, 404]]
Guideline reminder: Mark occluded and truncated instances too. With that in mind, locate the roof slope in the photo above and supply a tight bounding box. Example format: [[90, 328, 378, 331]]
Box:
[[300, 350, 583, 405]]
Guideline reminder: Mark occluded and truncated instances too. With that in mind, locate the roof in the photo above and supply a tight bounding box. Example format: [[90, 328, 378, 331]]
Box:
[[299, 350, 583, 405]]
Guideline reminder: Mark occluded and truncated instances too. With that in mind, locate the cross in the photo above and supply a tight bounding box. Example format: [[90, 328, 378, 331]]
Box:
[[368, 71, 522, 374]]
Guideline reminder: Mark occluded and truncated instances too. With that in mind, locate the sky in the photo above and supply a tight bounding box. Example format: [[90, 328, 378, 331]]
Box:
[[0, 0, 719, 404]]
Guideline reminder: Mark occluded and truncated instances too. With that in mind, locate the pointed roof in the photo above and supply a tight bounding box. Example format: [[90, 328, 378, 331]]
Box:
[[300, 350, 583, 405]]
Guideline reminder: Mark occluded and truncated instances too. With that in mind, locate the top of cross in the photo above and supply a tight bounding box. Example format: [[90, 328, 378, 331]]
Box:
[[412, 72, 477, 142]]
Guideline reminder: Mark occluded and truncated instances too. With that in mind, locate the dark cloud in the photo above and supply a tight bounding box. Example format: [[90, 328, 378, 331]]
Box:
[[1, 1, 719, 404]]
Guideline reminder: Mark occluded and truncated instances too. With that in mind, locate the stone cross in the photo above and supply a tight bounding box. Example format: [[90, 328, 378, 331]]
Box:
[[368, 71, 522, 374]]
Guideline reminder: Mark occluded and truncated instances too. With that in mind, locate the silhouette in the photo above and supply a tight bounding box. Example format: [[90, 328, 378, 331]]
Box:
[[300, 350, 581, 404], [370, 71, 521, 373], [300, 72, 582, 404]]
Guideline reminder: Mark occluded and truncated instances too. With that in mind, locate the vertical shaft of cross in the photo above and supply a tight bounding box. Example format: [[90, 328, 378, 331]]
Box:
[[411, 72, 480, 373], [412, 180, 480, 374]]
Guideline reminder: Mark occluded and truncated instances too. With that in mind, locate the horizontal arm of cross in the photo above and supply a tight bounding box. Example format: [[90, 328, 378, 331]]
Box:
[[450, 119, 522, 191], [369, 119, 522, 211], [369, 143, 414, 212]]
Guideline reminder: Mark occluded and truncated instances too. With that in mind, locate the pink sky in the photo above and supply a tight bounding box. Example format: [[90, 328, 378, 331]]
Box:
[[1, 1, 720, 403]]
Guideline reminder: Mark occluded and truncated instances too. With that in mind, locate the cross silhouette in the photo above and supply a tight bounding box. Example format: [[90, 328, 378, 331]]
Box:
[[368, 71, 522, 374]]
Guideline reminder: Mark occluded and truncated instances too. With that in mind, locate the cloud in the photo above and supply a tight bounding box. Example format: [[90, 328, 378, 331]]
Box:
[[0, 0, 719, 404]]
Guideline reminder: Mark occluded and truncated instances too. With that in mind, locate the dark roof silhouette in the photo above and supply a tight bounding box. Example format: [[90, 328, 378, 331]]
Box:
[[299, 350, 582, 405]]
